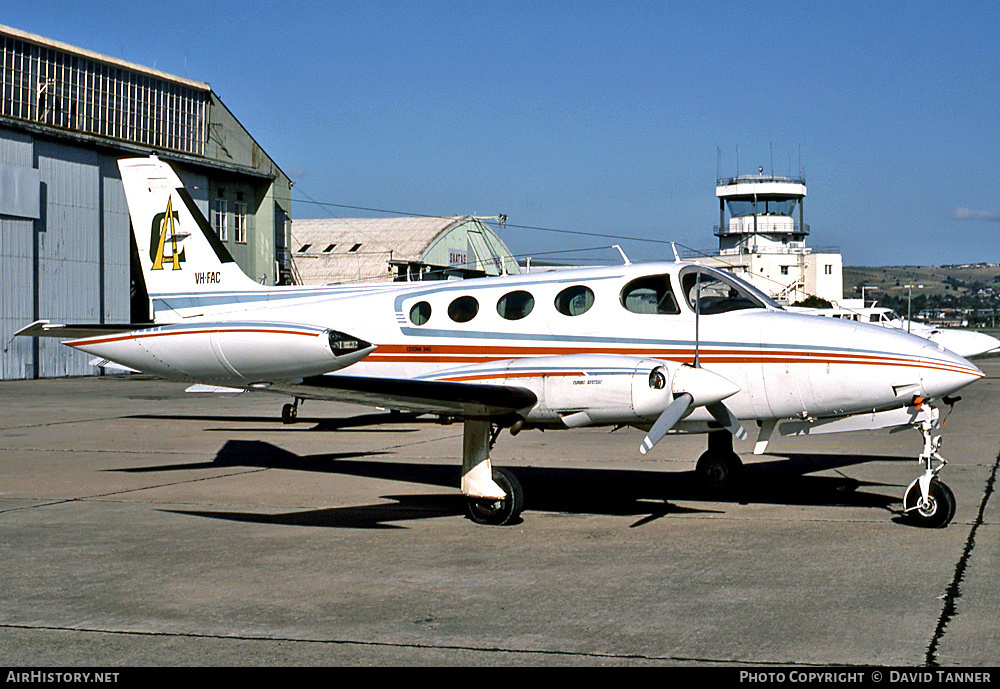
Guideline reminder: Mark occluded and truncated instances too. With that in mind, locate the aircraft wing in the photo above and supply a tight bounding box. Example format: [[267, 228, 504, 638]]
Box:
[[270, 374, 538, 419]]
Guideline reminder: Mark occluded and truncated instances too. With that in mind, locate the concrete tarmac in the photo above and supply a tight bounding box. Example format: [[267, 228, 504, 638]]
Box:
[[1, 361, 998, 667]]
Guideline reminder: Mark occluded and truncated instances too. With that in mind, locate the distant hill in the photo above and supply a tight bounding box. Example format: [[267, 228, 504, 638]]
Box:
[[843, 264, 1000, 302]]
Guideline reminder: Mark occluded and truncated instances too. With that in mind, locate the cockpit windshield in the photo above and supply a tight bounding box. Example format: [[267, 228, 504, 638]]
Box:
[[678, 266, 781, 315], [877, 310, 903, 325]]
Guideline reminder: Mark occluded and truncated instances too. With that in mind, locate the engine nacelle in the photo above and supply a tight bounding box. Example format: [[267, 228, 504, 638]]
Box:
[[433, 354, 679, 427], [65, 322, 374, 384]]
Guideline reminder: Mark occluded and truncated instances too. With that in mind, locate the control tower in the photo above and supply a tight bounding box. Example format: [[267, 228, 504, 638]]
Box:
[[698, 168, 843, 305], [716, 171, 807, 254]]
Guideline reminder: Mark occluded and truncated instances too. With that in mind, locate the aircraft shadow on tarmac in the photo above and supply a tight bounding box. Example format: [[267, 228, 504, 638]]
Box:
[[127, 411, 436, 433], [154, 438, 911, 530]]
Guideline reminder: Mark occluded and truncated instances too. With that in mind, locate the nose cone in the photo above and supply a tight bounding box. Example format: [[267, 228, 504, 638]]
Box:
[[916, 338, 984, 399]]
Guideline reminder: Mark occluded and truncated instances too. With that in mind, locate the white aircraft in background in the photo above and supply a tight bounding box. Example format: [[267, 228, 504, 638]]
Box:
[[792, 305, 1000, 359], [16, 156, 986, 529]]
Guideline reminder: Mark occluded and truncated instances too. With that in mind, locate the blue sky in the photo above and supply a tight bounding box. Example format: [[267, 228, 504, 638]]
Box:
[[10, 1, 1000, 266]]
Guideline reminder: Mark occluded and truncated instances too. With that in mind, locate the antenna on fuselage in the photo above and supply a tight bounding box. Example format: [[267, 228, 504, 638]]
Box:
[[612, 245, 631, 265], [671, 242, 681, 262], [694, 271, 702, 368]]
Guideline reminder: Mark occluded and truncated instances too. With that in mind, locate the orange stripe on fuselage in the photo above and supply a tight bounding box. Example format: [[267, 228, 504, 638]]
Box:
[[67, 327, 319, 347], [364, 343, 981, 376]]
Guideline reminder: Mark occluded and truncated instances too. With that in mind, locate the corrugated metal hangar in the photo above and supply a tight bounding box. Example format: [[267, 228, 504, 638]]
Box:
[[0, 24, 292, 380], [290, 216, 520, 284]]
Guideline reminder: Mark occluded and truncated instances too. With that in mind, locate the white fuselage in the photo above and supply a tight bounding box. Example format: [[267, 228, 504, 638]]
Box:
[[70, 263, 983, 430]]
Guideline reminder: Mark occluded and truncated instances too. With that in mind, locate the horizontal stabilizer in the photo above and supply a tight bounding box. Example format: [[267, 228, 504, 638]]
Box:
[[16, 320, 148, 339]]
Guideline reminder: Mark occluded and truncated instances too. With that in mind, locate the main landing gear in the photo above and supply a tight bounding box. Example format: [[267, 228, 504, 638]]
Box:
[[461, 419, 524, 526], [459, 422, 745, 525], [281, 397, 301, 424], [901, 416, 956, 528], [465, 466, 524, 526], [696, 430, 744, 494]]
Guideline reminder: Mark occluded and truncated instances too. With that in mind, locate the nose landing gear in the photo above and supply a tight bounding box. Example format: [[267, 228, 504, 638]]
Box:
[[901, 416, 956, 528]]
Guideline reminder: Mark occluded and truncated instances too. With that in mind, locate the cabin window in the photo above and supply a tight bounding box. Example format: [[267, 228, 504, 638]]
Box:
[[448, 296, 479, 323], [497, 290, 535, 320], [409, 301, 432, 326], [554, 285, 595, 316], [620, 275, 680, 315]]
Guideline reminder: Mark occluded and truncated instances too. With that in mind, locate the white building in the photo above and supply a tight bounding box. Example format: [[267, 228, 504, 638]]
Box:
[[696, 173, 843, 305]]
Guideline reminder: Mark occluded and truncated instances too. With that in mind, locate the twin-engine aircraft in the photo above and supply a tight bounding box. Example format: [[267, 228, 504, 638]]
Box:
[[18, 156, 985, 528]]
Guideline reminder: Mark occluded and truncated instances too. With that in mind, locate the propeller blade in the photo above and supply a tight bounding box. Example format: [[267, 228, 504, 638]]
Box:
[[706, 401, 748, 440], [640, 392, 693, 455]]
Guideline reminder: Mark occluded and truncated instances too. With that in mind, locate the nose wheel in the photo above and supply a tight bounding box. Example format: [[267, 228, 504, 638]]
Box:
[[901, 416, 956, 528], [902, 477, 956, 528]]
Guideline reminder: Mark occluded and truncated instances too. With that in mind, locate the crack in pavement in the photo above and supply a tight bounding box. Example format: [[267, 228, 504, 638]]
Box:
[[925, 449, 999, 666]]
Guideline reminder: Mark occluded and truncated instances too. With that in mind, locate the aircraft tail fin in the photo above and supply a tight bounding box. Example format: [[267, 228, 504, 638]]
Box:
[[118, 156, 264, 296]]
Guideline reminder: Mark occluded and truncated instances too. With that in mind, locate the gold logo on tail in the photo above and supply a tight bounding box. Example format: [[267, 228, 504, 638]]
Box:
[[150, 197, 185, 270]]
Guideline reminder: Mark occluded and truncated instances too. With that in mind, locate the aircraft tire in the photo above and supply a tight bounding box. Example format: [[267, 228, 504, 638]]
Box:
[[281, 403, 297, 424], [696, 451, 743, 494], [902, 478, 956, 528], [465, 467, 524, 526]]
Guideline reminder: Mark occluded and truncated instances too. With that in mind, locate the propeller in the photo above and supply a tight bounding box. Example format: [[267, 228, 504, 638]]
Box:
[[638, 268, 747, 455], [639, 364, 746, 455]]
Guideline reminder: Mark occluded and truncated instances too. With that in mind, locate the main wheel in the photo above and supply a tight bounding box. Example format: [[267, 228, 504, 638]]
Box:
[[902, 478, 956, 528], [465, 467, 524, 526], [281, 403, 297, 424], [696, 451, 744, 494]]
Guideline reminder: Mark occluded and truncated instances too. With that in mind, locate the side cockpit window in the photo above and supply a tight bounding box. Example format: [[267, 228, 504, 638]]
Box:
[[680, 267, 775, 315], [620, 274, 680, 315]]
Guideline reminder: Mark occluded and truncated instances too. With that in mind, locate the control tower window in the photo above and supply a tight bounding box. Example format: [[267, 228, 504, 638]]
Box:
[[726, 198, 798, 217]]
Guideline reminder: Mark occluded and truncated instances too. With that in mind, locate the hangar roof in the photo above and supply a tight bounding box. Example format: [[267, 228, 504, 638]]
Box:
[[291, 216, 518, 284]]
